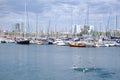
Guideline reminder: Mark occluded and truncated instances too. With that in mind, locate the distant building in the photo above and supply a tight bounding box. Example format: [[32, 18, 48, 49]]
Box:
[[14, 22, 24, 33], [72, 24, 83, 34], [15, 23, 20, 32], [84, 25, 94, 33]]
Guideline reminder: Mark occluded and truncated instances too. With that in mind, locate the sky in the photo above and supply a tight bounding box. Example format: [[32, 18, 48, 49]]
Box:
[[0, 0, 120, 32]]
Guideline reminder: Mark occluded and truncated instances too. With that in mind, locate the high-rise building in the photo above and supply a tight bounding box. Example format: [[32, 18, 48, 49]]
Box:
[[72, 24, 83, 34], [84, 25, 94, 33], [15, 23, 20, 32], [14, 22, 24, 33]]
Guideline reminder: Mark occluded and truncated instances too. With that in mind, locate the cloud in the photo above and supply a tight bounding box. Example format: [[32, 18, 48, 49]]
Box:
[[0, 0, 120, 31]]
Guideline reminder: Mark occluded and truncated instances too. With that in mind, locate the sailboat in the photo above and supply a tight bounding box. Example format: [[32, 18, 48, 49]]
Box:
[[111, 15, 120, 43], [16, 0, 30, 44], [69, 42, 86, 47], [16, 38, 29, 44], [69, 5, 89, 47]]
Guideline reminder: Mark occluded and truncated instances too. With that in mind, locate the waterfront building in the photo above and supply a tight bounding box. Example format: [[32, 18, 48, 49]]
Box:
[[14, 22, 24, 33], [71, 24, 83, 34], [84, 25, 94, 34]]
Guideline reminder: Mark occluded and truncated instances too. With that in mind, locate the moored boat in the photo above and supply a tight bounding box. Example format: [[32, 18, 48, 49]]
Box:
[[54, 39, 67, 46], [0, 38, 7, 43], [69, 42, 86, 47], [16, 38, 30, 45]]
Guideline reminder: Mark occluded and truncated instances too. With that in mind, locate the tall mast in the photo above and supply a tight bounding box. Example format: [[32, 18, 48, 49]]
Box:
[[115, 15, 118, 36], [86, 5, 89, 26], [70, 9, 73, 35], [84, 5, 89, 35], [36, 14, 38, 38], [47, 19, 50, 37], [24, 0, 29, 37], [24, 0, 27, 35], [85, 5, 89, 26], [105, 13, 111, 37]]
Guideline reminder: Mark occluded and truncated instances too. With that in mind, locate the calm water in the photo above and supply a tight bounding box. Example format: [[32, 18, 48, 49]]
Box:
[[0, 43, 120, 80]]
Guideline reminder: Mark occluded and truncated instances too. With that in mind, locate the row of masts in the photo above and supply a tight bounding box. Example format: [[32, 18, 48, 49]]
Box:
[[1, 2, 119, 39], [23, 0, 119, 38]]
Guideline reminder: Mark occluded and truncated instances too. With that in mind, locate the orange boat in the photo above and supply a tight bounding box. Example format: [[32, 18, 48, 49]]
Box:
[[69, 42, 86, 47]]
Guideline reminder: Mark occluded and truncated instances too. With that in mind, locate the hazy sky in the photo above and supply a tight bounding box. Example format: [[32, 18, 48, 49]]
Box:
[[0, 0, 120, 32]]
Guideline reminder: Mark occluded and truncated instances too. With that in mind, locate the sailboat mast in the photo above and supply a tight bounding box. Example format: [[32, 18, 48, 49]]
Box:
[[24, 0, 30, 38], [70, 9, 73, 35], [36, 14, 38, 38], [47, 20, 50, 37], [86, 5, 89, 26], [24, 0, 27, 35], [115, 15, 117, 36], [105, 13, 111, 37]]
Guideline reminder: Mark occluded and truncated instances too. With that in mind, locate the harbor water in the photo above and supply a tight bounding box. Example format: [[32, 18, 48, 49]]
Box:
[[0, 43, 120, 80]]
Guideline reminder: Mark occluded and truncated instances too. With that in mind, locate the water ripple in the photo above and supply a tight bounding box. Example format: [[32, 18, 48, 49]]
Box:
[[73, 67, 116, 79]]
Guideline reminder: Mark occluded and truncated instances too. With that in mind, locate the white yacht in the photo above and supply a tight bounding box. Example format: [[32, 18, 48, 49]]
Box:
[[54, 39, 66, 46]]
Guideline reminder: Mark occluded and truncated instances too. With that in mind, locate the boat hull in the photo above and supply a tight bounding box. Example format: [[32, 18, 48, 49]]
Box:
[[69, 43, 86, 47], [17, 40, 30, 44]]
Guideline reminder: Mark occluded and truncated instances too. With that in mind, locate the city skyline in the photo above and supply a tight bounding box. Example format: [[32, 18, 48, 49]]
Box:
[[0, 0, 120, 32]]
